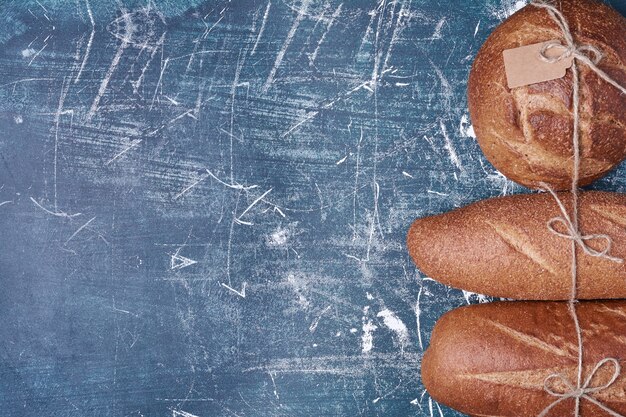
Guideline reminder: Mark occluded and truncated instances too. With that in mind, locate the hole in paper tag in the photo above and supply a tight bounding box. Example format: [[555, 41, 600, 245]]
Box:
[[503, 40, 574, 89]]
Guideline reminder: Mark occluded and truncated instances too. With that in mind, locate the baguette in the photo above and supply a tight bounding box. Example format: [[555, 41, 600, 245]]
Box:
[[407, 191, 626, 300], [468, 0, 626, 190], [422, 301, 626, 417]]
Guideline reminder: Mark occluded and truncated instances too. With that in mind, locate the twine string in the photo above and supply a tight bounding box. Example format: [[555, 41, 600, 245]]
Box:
[[528, 1, 626, 416], [538, 358, 622, 417], [533, 1, 626, 95], [540, 183, 623, 263]]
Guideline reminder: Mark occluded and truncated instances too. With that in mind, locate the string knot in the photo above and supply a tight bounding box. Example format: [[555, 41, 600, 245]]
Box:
[[531, 0, 626, 95], [547, 217, 623, 263], [539, 358, 622, 417], [540, 183, 623, 264], [538, 40, 603, 66], [532, 0, 604, 66]]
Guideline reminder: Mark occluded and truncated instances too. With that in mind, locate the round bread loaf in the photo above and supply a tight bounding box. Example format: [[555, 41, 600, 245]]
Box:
[[468, 0, 626, 190]]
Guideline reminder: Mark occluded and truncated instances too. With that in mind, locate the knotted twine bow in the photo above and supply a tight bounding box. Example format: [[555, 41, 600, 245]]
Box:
[[528, 1, 626, 416], [541, 184, 623, 264], [539, 358, 622, 417]]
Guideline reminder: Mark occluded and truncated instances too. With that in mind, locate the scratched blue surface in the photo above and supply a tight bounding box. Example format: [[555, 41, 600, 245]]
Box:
[[1, 0, 626, 416]]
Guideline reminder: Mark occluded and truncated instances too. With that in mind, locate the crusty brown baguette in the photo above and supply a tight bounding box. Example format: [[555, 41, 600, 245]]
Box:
[[468, 0, 626, 190], [407, 191, 626, 300], [422, 301, 626, 417]]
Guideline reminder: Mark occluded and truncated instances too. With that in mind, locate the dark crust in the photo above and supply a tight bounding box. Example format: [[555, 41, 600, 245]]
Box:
[[468, 0, 626, 190]]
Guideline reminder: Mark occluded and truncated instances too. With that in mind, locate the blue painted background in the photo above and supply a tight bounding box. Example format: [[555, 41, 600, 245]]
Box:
[[1, 0, 625, 416]]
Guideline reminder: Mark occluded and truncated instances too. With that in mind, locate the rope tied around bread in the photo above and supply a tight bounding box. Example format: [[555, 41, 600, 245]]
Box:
[[539, 358, 622, 417], [529, 1, 626, 417], [540, 183, 623, 264], [540, 358, 623, 417], [532, 0, 626, 95]]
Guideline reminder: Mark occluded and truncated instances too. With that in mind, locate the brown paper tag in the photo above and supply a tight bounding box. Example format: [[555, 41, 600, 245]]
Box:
[[503, 40, 573, 89]]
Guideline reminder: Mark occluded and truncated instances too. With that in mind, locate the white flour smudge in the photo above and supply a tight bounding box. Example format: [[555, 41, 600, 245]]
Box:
[[377, 309, 410, 351], [268, 228, 289, 246], [361, 320, 377, 353], [361, 305, 377, 353], [462, 290, 490, 304], [491, 0, 526, 21], [287, 273, 311, 310], [21, 48, 37, 58]]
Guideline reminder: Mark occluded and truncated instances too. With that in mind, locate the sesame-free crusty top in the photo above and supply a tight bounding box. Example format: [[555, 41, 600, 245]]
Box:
[[468, 0, 626, 190]]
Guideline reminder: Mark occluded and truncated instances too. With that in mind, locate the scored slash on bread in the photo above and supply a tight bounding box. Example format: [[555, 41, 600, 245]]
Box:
[[407, 191, 626, 300]]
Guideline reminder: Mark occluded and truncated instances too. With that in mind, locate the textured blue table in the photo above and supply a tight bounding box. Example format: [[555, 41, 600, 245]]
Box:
[[1, 0, 626, 416]]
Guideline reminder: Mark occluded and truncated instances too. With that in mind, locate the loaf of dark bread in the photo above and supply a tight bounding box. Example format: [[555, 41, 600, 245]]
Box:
[[422, 301, 626, 417], [407, 191, 626, 300], [468, 0, 626, 190]]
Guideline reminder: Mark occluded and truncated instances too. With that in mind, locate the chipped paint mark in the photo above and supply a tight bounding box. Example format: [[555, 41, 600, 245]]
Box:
[[170, 253, 198, 270], [65, 216, 96, 244], [491, 0, 526, 20], [174, 172, 209, 200], [430, 18, 446, 40], [236, 188, 272, 225], [268, 227, 288, 246], [172, 410, 200, 417], [462, 290, 490, 305], [262, 0, 310, 92], [106, 139, 142, 165], [251, 1, 271, 56], [75, 0, 95, 83], [221, 282, 247, 298], [309, 3, 342, 65], [21, 48, 37, 58], [440, 121, 463, 171], [309, 305, 332, 333], [459, 114, 476, 138], [361, 320, 377, 353]]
